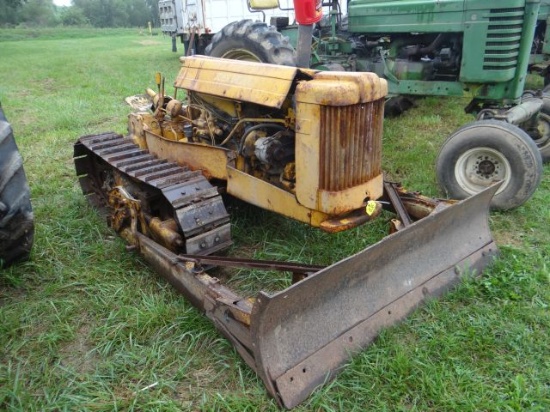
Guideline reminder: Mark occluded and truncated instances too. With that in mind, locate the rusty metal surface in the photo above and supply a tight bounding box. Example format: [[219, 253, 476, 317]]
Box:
[[134, 232, 257, 366], [176, 254, 325, 276], [75, 133, 500, 410], [250, 184, 499, 409], [383, 181, 413, 227], [318, 199, 383, 233], [119, 184, 498, 410], [74, 133, 232, 255], [144, 130, 235, 180], [319, 100, 384, 191], [175, 56, 299, 109]]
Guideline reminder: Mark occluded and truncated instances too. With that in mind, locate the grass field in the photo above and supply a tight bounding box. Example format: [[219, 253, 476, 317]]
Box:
[[1, 28, 549, 411]]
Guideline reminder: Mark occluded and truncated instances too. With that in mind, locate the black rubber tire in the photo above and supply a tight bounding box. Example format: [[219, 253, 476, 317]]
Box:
[[384, 95, 416, 117], [436, 120, 543, 210], [535, 88, 550, 162], [529, 112, 550, 162], [0, 107, 34, 268], [205, 20, 297, 66]]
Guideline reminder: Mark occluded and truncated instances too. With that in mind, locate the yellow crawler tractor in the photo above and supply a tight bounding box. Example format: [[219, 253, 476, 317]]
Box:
[[74, 56, 499, 408]]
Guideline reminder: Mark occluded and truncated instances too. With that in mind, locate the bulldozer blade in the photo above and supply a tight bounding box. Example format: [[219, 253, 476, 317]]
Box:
[[250, 184, 499, 408], [118, 184, 498, 409]]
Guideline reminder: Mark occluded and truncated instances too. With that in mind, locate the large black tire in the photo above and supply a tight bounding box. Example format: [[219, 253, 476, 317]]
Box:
[[205, 20, 296, 66], [528, 112, 550, 162], [384, 95, 417, 117], [535, 89, 550, 162], [0, 106, 34, 268], [436, 120, 543, 210]]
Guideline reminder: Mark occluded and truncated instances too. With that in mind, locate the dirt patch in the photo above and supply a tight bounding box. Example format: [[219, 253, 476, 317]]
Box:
[[17, 78, 56, 99], [493, 229, 524, 248], [136, 40, 163, 46], [173, 365, 249, 407], [0, 285, 28, 306], [58, 323, 97, 375], [40, 78, 56, 92]]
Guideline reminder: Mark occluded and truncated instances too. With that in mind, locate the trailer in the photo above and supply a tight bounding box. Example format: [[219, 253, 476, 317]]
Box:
[[159, 0, 297, 52]]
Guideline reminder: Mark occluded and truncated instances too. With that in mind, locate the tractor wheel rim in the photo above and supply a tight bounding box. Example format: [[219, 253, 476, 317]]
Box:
[[535, 113, 550, 148], [221, 49, 262, 62], [455, 147, 511, 196]]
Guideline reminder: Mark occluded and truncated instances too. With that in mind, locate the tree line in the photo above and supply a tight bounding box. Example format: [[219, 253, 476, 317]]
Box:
[[0, 0, 160, 28]]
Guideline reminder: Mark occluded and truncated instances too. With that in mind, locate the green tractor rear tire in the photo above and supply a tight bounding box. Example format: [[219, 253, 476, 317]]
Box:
[[205, 20, 297, 66], [436, 120, 543, 210], [0, 106, 34, 268], [531, 112, 550, 162], [536, 90, 550, 162]]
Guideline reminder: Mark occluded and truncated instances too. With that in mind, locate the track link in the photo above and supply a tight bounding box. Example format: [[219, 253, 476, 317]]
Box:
[[74, 132, 231, 255]]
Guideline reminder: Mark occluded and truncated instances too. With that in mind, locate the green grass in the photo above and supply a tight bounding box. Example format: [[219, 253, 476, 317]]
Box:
[[1, 30, 549, 411], [0, 27, 148, 42]]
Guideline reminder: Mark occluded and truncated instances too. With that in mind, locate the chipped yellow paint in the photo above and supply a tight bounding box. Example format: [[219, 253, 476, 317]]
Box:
[[296, 71, 388, 106], [227, 166, 327, 227], [294, 70, 387, 214], [144, 131, 235, 180], [317, 174, 384, 214], [175, 56, 303, 109]]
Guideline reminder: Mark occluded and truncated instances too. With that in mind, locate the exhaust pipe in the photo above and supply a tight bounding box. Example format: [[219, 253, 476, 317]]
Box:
[[504, 98, 543, 125]]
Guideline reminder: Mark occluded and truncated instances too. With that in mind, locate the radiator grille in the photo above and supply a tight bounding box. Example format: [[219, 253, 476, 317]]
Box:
[[483, 8, 524, 71], [489, 7, 524, 14], [319, 99, 384, 192]]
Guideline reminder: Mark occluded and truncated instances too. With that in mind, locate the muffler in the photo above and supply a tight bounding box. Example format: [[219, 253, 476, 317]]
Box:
[[505, 97, 543, 125]]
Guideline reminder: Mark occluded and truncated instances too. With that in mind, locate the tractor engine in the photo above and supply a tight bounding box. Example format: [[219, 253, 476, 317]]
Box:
[[128, 56, 388, 230], [349, 32, 463, 81], [140, 87, 298, 188]]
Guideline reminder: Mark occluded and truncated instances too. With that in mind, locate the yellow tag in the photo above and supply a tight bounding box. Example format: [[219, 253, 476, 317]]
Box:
[[365, 200, 377, 216]]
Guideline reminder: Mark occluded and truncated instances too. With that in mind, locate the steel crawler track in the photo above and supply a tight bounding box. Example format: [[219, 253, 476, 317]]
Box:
[[74, 132, 231, 255]]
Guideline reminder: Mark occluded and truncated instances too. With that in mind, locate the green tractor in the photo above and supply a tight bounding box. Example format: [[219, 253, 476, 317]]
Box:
[[205, 0, 546, 210]]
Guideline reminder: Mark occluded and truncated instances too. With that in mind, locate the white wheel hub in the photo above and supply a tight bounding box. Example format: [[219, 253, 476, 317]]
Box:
[[455, 147, 511, 196]]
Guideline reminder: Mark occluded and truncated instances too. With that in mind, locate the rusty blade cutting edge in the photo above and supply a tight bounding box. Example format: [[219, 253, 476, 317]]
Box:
[[250, 183, 499, 409]]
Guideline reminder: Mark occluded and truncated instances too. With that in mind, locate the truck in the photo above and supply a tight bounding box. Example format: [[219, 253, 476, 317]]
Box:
[[158, 0, 301, 53]]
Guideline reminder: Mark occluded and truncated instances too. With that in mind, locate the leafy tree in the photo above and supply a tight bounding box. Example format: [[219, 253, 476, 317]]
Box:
[[126, 0, 151, 27], [0, 0, 61, 26], [72, 0, 159, 28], [145, 0, 159, 26], [0, 0, 26, 25], [60, 6, 89, 26], [72, 0, 123, 27], [0, 0, 160, 28], [20, 0, 57, 26]]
